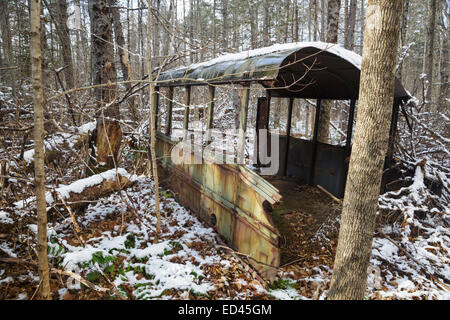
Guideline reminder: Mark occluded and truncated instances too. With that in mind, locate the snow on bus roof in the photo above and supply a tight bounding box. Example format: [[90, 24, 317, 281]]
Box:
[[183, 41, 362, 71]]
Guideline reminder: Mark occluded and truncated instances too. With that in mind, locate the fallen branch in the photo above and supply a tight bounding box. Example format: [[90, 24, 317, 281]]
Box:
[[317, 185, 343, 204], [56, 192, 86, 247], [50, 269, 111, 295]]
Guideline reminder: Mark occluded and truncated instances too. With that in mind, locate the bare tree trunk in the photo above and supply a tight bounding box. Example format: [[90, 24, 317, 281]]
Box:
[[147, 0, 161, 242], [345, 0, 357, 49], [139, 0, 145, 79], [313, 0, 318, 41], [344, 0, 349, 37], [55, 0, 75, 92], [249, 4, 257, 49], [212, 0, 217, 54], [328, 0, 403, 300], [153, 0, 161, 65], [400, 0, 409, 48], [423, 0, 437, 104], [30, 0, 51, 300], [263, 0, 270, 46], [359, 0, 365, 54], [398, 0, 409, 83], [438, 0, 449, 111], [284, 0, 290, 43], [222, 0, 228, 50], [318, 0, 341, 144], [320, 0, 326, 41], [109, 0, 137, 123], [308, 0, 312, 41], [0, 0, 17, 99], [326, 0, 341, 43], [89, 0, 122, 169], [293, 0, 299, 41]]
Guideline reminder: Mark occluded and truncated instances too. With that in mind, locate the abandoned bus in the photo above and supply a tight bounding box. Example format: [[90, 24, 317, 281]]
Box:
[[151, 42, 410, 279]]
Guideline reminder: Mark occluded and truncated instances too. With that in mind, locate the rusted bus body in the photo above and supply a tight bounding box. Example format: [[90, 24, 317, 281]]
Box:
[[152, 42, 411, 279], [155, 134, 281, 279]]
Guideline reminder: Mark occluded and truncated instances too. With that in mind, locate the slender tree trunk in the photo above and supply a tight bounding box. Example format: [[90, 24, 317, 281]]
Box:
[[308, 1, 312, 41], [398, 0, 409, 83], [293, 0, 299, 41], [89, 0, 122, 169], [359, 0, 365, 54], [320, 0, 326, 41], [328, 0, 403, 300], [437, 0, 450, 114], [318, 0, 341, 144], [326, 0, 341, 43], [344, 0, 349, 38], [147, 0, 161, 242], [0, 0, 17, 99], [313, 0, 318, 41], [249, 4, 257, 49], [153, 0, 161, 65], [212, 0, 217, 54], [139, 1, 145, 79], [345, 0, 357, 49], [400, 0, 409, 48], [222, 0, 228, 50], [437, 0, 449, 111], [30, 0, 51, 300], [284, 0, 290, 43], [55, 0, 75, 91], [263, 0, 270, 46], [423, 0, 437, 104]]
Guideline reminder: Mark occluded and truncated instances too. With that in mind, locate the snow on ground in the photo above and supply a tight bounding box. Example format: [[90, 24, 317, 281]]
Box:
[[1, 174, 270, 300], [1, 162, 449, 300], [54, 177, 224, 299]]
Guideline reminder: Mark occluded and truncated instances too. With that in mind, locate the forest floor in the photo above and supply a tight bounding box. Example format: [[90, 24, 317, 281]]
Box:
[[0, 122, 449, 300], [1, 166, 449, 300]]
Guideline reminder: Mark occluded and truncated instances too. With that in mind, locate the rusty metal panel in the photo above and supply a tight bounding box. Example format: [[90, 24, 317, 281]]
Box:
[[155, 134, 281, 280], [271, 135, 347, 198]]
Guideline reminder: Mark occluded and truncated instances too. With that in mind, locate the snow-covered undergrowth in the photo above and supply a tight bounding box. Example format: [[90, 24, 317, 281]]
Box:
[[369, 162, 450, 299], [270, 160, 450, 300], [55, 177, 222, 299], [3, 174, 269, 300]]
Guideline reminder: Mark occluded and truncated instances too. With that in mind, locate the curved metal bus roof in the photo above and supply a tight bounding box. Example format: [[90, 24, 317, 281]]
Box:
[[157, 42, 410, 101]]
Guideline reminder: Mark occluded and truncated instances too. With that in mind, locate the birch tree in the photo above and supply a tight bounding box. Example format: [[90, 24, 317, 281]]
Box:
[[328, 0, 403, 300]]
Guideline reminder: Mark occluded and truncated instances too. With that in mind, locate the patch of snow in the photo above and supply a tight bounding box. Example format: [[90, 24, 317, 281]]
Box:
[[0, 210, 13, 224], [268, 288, 304, 300], [16, 293, 28, 300], [0, 242, 17, 258], [78, 121, 96, 134], [0, 277, 14, 284]]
